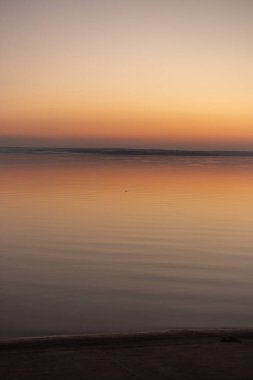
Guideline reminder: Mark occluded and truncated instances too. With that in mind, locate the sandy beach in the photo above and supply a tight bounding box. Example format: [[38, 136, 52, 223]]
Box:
[[1, 329, 253, 380]]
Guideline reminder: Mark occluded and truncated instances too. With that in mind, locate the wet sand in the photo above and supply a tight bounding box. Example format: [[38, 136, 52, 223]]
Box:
[[1, 329, 253, 379]]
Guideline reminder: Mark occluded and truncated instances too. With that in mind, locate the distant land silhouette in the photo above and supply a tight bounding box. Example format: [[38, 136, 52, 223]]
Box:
[[1, 147, 253, 157]]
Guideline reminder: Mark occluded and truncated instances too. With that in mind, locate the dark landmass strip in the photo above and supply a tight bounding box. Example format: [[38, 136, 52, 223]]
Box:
[[1, 146, 253, 156], [1, 330, 253, 380]]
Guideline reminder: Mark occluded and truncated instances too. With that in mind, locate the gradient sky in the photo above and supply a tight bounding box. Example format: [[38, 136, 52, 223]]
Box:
[[1, 0, 253, 149]]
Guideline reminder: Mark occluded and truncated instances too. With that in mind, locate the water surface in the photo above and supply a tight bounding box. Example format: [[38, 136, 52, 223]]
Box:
[[1, 153, 253, 338]]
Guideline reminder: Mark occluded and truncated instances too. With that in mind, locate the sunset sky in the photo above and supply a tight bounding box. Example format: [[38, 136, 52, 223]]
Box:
[[1, 0, 253, 149]]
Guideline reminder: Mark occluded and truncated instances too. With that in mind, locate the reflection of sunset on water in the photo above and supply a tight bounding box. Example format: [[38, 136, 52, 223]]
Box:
[[1, 154, 253, 337], [1, 155, 253, 243]]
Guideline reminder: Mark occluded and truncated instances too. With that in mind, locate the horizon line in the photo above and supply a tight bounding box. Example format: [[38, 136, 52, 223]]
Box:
[[1, 146, 253, 157]]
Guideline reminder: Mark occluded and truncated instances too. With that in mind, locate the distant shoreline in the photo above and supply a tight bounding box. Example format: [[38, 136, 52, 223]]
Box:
[[1, 147, 253, 157]]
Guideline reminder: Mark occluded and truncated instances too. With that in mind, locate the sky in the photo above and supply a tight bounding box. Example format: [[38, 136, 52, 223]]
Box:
[[1, 0, 253, 149]]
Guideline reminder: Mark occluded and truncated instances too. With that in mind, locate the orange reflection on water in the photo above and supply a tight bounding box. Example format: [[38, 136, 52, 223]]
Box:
[[1, 155, 253, 232], [1, 154, 253, 336]]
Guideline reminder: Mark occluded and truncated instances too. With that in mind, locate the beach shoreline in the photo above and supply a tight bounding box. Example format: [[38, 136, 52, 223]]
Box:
[[1, 328, 253, 350], [1, 329, 253, 379]]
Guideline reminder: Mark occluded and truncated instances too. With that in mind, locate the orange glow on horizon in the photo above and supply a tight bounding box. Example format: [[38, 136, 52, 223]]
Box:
[[2, 112, 253, 149], [1, 1, 253, 149]]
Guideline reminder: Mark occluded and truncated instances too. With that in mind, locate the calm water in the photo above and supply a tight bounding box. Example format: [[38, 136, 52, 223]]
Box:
[[1, 153, 253, 338]]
